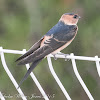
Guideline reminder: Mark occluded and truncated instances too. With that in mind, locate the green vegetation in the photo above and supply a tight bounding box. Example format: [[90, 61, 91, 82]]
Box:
[[0, 0, 100, 100]]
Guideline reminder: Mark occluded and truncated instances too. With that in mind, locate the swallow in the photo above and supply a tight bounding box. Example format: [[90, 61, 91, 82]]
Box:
[[16, 13, 80, 87]]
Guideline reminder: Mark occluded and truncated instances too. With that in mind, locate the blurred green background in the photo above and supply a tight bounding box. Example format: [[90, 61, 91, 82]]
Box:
[[0, 0, 100, 100]]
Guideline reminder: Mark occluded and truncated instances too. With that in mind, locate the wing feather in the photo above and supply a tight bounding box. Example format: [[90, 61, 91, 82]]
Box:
[[16, 37, 43, 62], [18, 38, 66, 65], [17, 23, 77, 65]]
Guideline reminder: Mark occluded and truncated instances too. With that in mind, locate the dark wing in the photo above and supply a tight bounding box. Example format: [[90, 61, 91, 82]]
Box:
[[16, 37, 44, 62], [17, 22, 77, 65], [17, 38, 66, 87], [18, 37, 66, 65], [17, 22, 78, 87]]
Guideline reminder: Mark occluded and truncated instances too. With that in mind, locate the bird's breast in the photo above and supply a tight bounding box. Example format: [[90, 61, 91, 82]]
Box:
[[51, 39, 73, 54], [52, 30, 77, 54]]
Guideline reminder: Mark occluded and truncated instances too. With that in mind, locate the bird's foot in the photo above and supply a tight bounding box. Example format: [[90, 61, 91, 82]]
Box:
[[52, 52, 70, 61], [64, 54, 70, 61], [52, 52, 63, 60], [52, 54, 57, 60], [57, 52, 70, 61]]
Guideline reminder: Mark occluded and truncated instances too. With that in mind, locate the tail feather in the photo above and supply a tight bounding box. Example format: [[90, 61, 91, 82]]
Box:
[[17, 58, 43, 88]]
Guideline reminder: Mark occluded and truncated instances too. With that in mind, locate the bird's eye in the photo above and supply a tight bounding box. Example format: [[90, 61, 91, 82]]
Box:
[[73, 15, 78, 19]]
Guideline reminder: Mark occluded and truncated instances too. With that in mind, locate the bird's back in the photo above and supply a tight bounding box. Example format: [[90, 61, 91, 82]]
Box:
[[46, 21, 78, 42]]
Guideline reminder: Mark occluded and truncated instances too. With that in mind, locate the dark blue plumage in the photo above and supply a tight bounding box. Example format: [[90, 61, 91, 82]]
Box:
[[46, 21, 77, 41], [16, 13, 80, 88]]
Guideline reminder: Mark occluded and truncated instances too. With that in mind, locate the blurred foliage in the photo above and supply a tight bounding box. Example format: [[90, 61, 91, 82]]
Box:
[[0, 0, 100, 100]]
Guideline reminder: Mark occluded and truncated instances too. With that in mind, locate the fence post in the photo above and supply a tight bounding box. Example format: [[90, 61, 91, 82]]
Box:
[[70, 53, 94, 100], [47, 56, 71, 100]]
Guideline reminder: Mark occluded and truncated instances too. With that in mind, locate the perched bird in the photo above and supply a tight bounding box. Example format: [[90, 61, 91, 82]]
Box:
[[16, 13, 80, 87]]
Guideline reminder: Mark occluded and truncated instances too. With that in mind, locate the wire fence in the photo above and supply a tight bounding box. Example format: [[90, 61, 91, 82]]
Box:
[[0, 46, 100, 100]]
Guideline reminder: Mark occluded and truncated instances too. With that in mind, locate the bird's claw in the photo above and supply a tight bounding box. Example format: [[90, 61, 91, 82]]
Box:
[[64, 54, 70, 61], [53, 54, 57, 60], [52, 52, 70, 61], [56, 52, 70, 61]]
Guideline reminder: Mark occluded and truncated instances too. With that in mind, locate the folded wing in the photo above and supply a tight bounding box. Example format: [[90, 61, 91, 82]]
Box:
[[16, 37, 44, 62], [18, 37, 66, 65]]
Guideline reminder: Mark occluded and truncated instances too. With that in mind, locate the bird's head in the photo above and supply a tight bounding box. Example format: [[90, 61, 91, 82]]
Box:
[[60, 13, 80, 25]]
